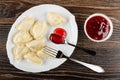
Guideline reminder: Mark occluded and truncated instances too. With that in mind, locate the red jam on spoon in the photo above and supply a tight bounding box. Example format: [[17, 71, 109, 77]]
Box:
[[50, 28, 96, 56], [86, 16, 110, 40], [50, 33, 65, 44], [50, 28, 67, 44], [54, 28, 67, 38]]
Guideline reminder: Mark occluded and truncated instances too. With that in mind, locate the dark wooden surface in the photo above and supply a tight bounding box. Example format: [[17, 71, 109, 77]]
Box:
[[0, 0, 120, 80]]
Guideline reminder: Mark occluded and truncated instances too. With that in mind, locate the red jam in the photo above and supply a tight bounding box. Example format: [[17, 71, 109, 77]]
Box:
[[50, 28, 67, 44], [50, 33, 65, 44], [54, 28, 67, 38], [86, 16, 110, 40]]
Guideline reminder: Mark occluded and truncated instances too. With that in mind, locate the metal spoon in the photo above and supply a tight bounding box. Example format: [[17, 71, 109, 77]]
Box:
[[50, 33, 96, 56]]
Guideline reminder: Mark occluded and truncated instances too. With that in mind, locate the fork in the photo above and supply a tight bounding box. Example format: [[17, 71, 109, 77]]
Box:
[[43, 46, 105, 73]]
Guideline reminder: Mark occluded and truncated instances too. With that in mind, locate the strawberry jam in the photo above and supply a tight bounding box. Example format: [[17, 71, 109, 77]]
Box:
[[86, 16, 110, 40], [54, 28, 67, 38], [50, 33, 65, 44], [50, 28, 67, 44]]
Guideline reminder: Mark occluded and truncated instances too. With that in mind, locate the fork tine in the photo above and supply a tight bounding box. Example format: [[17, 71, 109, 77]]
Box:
[[43, 50, 56, 57], [44, 46, 57, 55], [43, 46, 67, 58], [45, 46, 57, 52], [43, 46, 58, 57]]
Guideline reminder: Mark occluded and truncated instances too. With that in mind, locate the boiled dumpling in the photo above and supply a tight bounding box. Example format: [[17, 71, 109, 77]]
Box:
[[47, 12, 66, 26], [26, 38, 46, 52], [12, 16, 51, 64], [24, 52, 43, 64], [13, 44, 29, 61], [30, 21, 47, 39], [13, 31, 33, 43], [17, 16, 35, 31]]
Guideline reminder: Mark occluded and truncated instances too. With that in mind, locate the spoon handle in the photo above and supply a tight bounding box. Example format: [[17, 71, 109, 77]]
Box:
[[67, 42, 96, 56], [69, 58, 105, 73]]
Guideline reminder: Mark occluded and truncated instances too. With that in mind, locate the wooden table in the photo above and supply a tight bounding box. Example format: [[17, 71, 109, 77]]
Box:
[[0, 0, 120, 80]]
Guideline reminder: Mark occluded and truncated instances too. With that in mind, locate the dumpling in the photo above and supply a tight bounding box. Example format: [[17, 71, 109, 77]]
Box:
[[17, 16, 35, 31], [47, 12, 66, 26], [24, 52, 43, 64], [37, 49, 52, 59], [13, 31, 33, 43], [26, 38, 46, 52], [30, 21, 47, 39], [13, 44, 29, 61]]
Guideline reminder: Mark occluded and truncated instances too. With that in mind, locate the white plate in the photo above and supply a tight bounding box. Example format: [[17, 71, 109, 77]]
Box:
[[6, 4, 78, 73]]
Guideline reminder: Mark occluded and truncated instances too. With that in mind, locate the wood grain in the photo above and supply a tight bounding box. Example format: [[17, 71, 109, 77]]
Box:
[[0, 0, 120, 80]]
